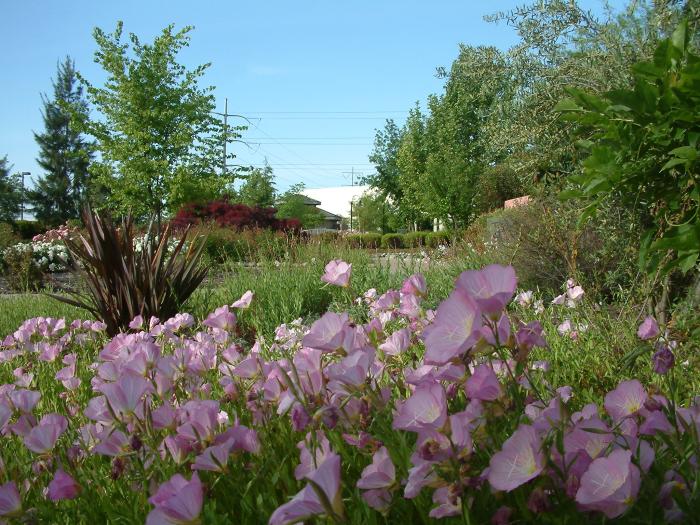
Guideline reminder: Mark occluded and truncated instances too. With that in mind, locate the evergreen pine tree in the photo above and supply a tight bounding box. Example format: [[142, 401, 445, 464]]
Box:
[[29, 57, 92, 226]]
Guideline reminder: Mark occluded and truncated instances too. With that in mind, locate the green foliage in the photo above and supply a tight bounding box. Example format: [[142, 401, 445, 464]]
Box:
[[484, 196, 642, 299], [196, 226, 293, 265], [346, 233, 382, 249], [0, 156, 23, 223], [275, 183, 323, 228], [28, 57, 93, 226], [403, 231, 429, 247], [0, 223, 18, 252], [380, 233, 403, 249], [475, 163, 530, 214], [425, 230, 452, 248], [238, 165, 276, 208], [364, 119, 403, 202], [13, 220, 45, 240], [56, 211, 207, 336], [352, 191, 397, 233], [2, 245, 44, 292], [559, 22, 700, 276], [80, 22, 239, 220]]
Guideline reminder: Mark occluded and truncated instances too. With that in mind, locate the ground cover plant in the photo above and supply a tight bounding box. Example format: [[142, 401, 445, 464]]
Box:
[[0, 259, 697, 524]]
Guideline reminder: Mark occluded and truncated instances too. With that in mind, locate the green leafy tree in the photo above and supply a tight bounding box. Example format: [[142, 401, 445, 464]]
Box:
[[558, 22, 700, 307], [365, 119, 403, 202], [80, 22, 239, 220], [275, 183, 323, 228], [239, 164, 276, 208], [29, 57, 93, 226], [353, 191, 398, 233], [0, 157, 23, 223], [395, 104, 430, 230]]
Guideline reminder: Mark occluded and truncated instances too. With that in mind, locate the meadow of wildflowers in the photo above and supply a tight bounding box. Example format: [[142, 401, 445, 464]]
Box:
[[0, 261, 697, 524]]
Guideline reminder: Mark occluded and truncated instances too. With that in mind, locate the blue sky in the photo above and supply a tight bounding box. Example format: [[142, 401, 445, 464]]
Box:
[[1, 0, 619, 193]]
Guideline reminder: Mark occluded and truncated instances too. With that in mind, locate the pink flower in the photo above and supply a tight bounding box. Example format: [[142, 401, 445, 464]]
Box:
[[652, 345, 675, 375], [48, 469, 80, 501], [202, 305, 236, 331], [455, 264, 517, 315], [192, 441, 231, 472], [231, 290, 254, 309], [400, 274, 427, 297], [9, 389, 40, 413], [302, 312, 357, 353], [488, 425, 544, 492], [378, 327, 411, 356], [393, 382, 447, 433], [357, 447, 395, 490], [269, 453, 343, 525], [99, 373, 153, 420], [576, 449, 640, 518], [147, 473, 203, 525], [24, 413, 68, 454], [0, 481, 21, 517], [423, 289, 482, 365], [321, 259, 352, 287], [604, 380, 647, 421], [637, 316, 660, 340], [466, 363, 502, 401]]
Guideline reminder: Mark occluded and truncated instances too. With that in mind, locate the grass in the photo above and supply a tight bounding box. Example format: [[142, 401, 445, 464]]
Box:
[[0, 293, 89, 337]]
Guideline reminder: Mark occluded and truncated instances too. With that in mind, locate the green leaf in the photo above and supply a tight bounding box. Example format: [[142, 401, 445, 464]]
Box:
[[669, 146, 697, 160], [554, 98, 581, 112]]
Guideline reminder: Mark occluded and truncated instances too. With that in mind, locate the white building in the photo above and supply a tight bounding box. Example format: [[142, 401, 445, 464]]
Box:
[[300, 185, 370, 226]]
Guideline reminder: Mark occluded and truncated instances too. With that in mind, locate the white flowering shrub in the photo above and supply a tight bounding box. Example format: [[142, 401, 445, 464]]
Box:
[[2, 241, 71, 273]]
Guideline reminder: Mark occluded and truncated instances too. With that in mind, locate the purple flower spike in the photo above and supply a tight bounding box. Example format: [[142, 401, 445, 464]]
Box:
[[637, 316, 660, 340], [455, 264, 517, 315], [48, 469, 80, 501], [357, 447, 395, 490], [576, 449, 640, 518], [393, 382, 447, 433], [488, 425, 544, 492], [321, 259, 352, 287], [147, 473, 203, 525], [0, 481, 21, 517], [604, 380, 647, 421], [466, 363, 502, 401], [423, 289, 482, 365]]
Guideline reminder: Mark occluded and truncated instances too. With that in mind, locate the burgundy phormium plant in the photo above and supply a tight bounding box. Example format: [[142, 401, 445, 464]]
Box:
[[0, 263, 697, 523]]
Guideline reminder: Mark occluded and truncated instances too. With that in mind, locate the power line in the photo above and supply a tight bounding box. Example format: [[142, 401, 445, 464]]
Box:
[[237, 111, 409, 114]]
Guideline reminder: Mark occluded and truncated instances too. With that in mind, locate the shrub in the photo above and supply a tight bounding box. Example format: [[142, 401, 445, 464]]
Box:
[[381, 233, 403, 249], [56, 210, 207, 336], [172, 199, 301, 232], [426, 231, 452, 248], [403, 231, 429, 248], [13, 220, 44, 240], [1, 244, 44, 291], [359, 233, 382, 248], [0, 222, 18, 252], [486, 195, 641, 299]]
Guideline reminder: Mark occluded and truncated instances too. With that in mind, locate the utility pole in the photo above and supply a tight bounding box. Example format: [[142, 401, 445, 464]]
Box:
[[342, 167, 362, 231], [211, 98, 249, 183]]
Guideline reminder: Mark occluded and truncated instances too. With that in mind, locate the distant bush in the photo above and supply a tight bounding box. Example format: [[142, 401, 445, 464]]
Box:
[[195, 226, 295, 265], [13, 220, 45, 240], [426, 231, 451, 248], [403, 231, 429, 248], [172, 199, 301, 232], [2, 244, 44, 291], [0, 222, 18, 253], [381, 233, 403, 249]]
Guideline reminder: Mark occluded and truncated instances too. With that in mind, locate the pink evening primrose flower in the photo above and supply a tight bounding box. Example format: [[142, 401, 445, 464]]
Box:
[[231, 290, 254, 309], [455, 264, 517, 316], [488, 424, 545, 492], [269, 453, 343, 525], [48, 469, 81, 501], [392, 382, 448, 433], [576, 449, 640, 519], [465, 363, 502, 401], [604, 380, 647, 421], [637, 316, 660, 341], [0, 481, 21, 517], [147, 473, 203, 525], [422, 289, 482, 365], [357, 447, 395, 491], [24, 413, 68, 454], [321, 259, 352, 287]]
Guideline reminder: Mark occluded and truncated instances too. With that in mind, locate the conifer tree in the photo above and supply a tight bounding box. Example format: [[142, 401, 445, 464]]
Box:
[[29, 57, 92, 226]]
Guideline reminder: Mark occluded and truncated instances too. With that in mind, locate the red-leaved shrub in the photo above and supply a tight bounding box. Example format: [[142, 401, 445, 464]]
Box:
[[172, 199, 301, 232]]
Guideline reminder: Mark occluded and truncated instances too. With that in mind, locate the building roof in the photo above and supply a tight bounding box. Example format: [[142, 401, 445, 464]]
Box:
[[301, 185, 371, 218]]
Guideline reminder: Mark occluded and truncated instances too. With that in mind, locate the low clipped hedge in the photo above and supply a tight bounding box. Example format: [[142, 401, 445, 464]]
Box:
[[426, 231, 452, 248], [380, 233, 404, 249], [403, 231, 429, 247]]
